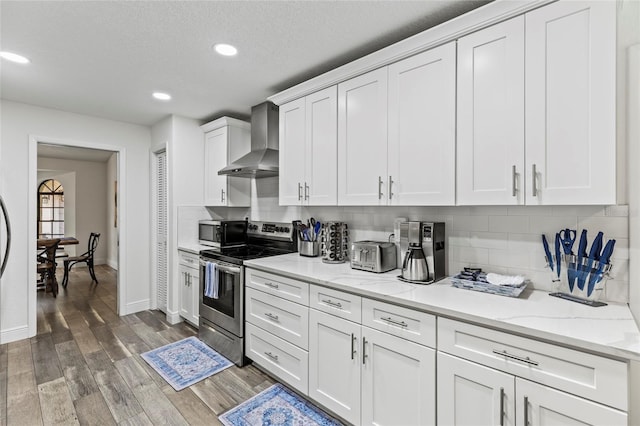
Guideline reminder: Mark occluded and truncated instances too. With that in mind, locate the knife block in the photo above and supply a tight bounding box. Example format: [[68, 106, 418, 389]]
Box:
[[550, 254, 612, 304]]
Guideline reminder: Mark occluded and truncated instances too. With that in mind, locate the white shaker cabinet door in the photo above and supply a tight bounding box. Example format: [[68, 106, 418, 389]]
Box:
[[437, 352, 515, 426], [279, 98, 306, 205], [456, 16, 525, 205], [178, 264, 193, 323], [525, 1, 616, 205], [338, 67, 388, 205], [387, 42, 456, 206], [306, 86, 338, 206], [516, 378, 627, 426], [308, 309, 361, 425], [203, 127, 229, 206], [361, 327, 435, 426]]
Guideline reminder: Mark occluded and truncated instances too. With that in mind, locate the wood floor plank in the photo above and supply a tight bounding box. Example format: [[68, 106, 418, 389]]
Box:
[[163, 385, 222, 426], [43, 311, 70, 334], [117, 411, 154, 426], [130, 353, 166, 388], [51, 329, 74, 345], [71, 327, 102, 355], [55, 340, 100, 401], [38, 376, 80, 425], [110, 324, 150, 355], [134, 382, 189, 426], [135, 311, 170, 332], [92, 324, 131, 362], [84, 350, 143, 423], [6, 389, 43, 426], [157, 323, 196, 343], [73, 392, 116, 426], [129, 322, 170, 350], [31, 334, 63, 385], [0, 344, 8, 426], [114, 357, 154, 390]]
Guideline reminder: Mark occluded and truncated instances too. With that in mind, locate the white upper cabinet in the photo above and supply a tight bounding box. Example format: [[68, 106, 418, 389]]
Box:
[[201, 117, 251, 207], [279, 86, 337, 206], [457, 16, 525, 205], [388, 42, 456, 206], [338, 68, 388, 205], [525, 1, 616, 205]]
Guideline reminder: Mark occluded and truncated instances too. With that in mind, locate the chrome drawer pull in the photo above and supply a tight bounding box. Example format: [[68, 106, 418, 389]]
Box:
[[264, 312, 279, 321], [362, 337, 368, 365], [499, 387, 505, 426], [351, 334, 356, 360], [492, 349, 539, 366], [322, 299, 342, 309], [381, 317, 408, 328], [264, 282, 279, 289], [523, 396, 530, 426], [264, 351, 279, 361]]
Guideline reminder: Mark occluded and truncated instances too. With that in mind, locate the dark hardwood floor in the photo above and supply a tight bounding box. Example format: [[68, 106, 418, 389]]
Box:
[[0, 265, 275, 425]]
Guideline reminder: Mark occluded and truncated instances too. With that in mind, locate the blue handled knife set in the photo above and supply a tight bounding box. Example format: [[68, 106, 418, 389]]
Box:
[[542, 228, 615, 304]]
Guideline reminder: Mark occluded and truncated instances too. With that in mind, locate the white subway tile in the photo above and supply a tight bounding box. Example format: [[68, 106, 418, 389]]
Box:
[[468, 232, 508, 250], [489, 249, 529, 269], [577, 216, 628, 239], [488, 215, 529, 233], [455, 246, 489, 264], [507, 206, 554, 216], [603, 279, 628, 303], [508, 233, 541, 251], [469, 206, 508, 216], [553, 206, 605, 217], [448, 230, 470, 247], [438, 206, 469, 216], [453, 215, 489, 232], [529, 216, 577, 235], [605, 205, 629, 217]]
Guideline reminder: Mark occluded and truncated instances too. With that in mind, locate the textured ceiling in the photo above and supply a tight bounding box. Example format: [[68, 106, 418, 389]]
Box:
[[1, 1, 489, 127]]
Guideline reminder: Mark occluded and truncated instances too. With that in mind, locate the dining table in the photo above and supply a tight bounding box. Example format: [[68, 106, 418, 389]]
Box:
[[37, 236, 79, 295]]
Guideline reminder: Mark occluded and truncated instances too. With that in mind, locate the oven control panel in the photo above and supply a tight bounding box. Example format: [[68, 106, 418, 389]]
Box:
[[247, 221, 293, 238]]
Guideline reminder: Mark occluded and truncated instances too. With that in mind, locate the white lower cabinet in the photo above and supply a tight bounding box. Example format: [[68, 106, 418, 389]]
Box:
[[309, 290, 436, 426], [178, 250, 199, 327]]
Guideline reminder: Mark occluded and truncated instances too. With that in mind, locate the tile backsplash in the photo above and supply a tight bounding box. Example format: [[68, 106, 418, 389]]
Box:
[[181, 177, 630, 303]]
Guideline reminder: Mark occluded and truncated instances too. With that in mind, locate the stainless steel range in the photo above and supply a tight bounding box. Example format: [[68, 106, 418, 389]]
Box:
[[198, 221, 297, 366]]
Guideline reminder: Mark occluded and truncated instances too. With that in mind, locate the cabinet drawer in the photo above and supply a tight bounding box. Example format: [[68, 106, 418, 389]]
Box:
[[362, 299, 435, 348], [246, 322, 309, 395], [246, 287, 309, 350], [438, 318, 628, 411], [246, 268, 309, 305], [178, 250, 199, 269], [310, 285, 361, 323]]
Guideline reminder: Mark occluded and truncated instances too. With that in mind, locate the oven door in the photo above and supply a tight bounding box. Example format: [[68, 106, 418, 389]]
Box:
[[199, 258, 243, 337]]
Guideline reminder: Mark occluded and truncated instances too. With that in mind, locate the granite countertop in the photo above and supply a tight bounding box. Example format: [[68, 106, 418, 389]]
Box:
[[245, 253, 640, 361], [177, 243, 211, 254]]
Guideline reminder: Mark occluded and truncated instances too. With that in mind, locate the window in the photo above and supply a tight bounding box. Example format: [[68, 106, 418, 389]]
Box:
[[38, 179, 64, 238]]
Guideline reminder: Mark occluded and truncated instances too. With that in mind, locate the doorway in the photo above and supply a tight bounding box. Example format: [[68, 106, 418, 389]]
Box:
[[28, 136, 124, 336]]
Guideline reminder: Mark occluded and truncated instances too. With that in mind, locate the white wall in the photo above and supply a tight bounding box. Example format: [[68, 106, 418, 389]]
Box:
[[0, 100, 151, 343], [106, 153, 118, 269], [38, 157, 109, 264]]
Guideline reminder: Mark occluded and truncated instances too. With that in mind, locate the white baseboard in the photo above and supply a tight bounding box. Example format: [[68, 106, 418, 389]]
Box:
[[165, 310, 182, 325], [121, 299, 150, 315], [0, 324, 30, 344], [106, 258, 118, 270]]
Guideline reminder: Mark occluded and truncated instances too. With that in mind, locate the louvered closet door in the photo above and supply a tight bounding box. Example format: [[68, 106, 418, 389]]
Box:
[[156, 151, 168, 312]]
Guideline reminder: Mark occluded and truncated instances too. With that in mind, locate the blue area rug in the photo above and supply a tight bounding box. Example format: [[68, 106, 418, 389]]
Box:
[[141, 336, 232, 391], [220, 383, 343, 426]]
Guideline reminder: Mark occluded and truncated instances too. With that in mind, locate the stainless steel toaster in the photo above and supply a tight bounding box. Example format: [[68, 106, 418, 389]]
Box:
[[350, 241, 397, 273]]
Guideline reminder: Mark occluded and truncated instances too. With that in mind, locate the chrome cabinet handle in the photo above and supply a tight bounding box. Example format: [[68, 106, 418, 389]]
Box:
[[0, 194, 11, 279], [378, 176, 383, 200], [531, 164, 538, 197], [388, 176, 393, 200], [512, 165, 517, 197], [264, 351, 279, 361], [351, 334, 356, 360], [499, 387, 505, 426], [221, 189, 225, 203], [523, 396, 529, 426], [187, 273, 191, 286], [381, 317, 408, 328], [304, 182, 309, 201], [264, 282, 279, 289], [297, 183, 303, 201], [492, 349, 539, 366], [322, 299, 342, 309], [264, 312, 279, 321], [362, 337, 368, 365]]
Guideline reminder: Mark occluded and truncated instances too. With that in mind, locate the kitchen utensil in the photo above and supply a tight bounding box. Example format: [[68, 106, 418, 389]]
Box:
[[559, 229, 576, 255], [314, 221, 321, 240], [554, 232, 562, 279], [572, 230, 588, 291], [401, 245, 429, 282], [542, 234, 553, 272], [587, 238, 615, 296], [578, 231, 603, 291]]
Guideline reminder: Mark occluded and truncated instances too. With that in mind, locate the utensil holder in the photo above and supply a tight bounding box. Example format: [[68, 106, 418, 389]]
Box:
[[546, 254, 612, 306], [299, 241, 319, 257]]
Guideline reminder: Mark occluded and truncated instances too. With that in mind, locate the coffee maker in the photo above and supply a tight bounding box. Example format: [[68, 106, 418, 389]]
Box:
[[399, 221, 445, 283]]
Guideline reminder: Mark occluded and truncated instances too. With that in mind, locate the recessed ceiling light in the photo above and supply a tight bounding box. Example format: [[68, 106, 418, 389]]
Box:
[[213, 43, 238, 57], [152, 92, 171, 101], [0, 51, 30, 64]]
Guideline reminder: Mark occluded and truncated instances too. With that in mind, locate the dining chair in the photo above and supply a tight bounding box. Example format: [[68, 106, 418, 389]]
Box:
[[61, 232, 100, 288], [37, 238, 61, 297]]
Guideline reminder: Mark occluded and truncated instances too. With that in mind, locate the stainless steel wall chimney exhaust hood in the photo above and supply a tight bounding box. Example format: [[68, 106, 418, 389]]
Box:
[[218, 101, 279, 178]]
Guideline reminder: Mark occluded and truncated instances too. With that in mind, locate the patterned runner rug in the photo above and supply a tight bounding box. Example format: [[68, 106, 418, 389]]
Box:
[[220, 383, 343, 426], [141, 336, 232, 391]]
